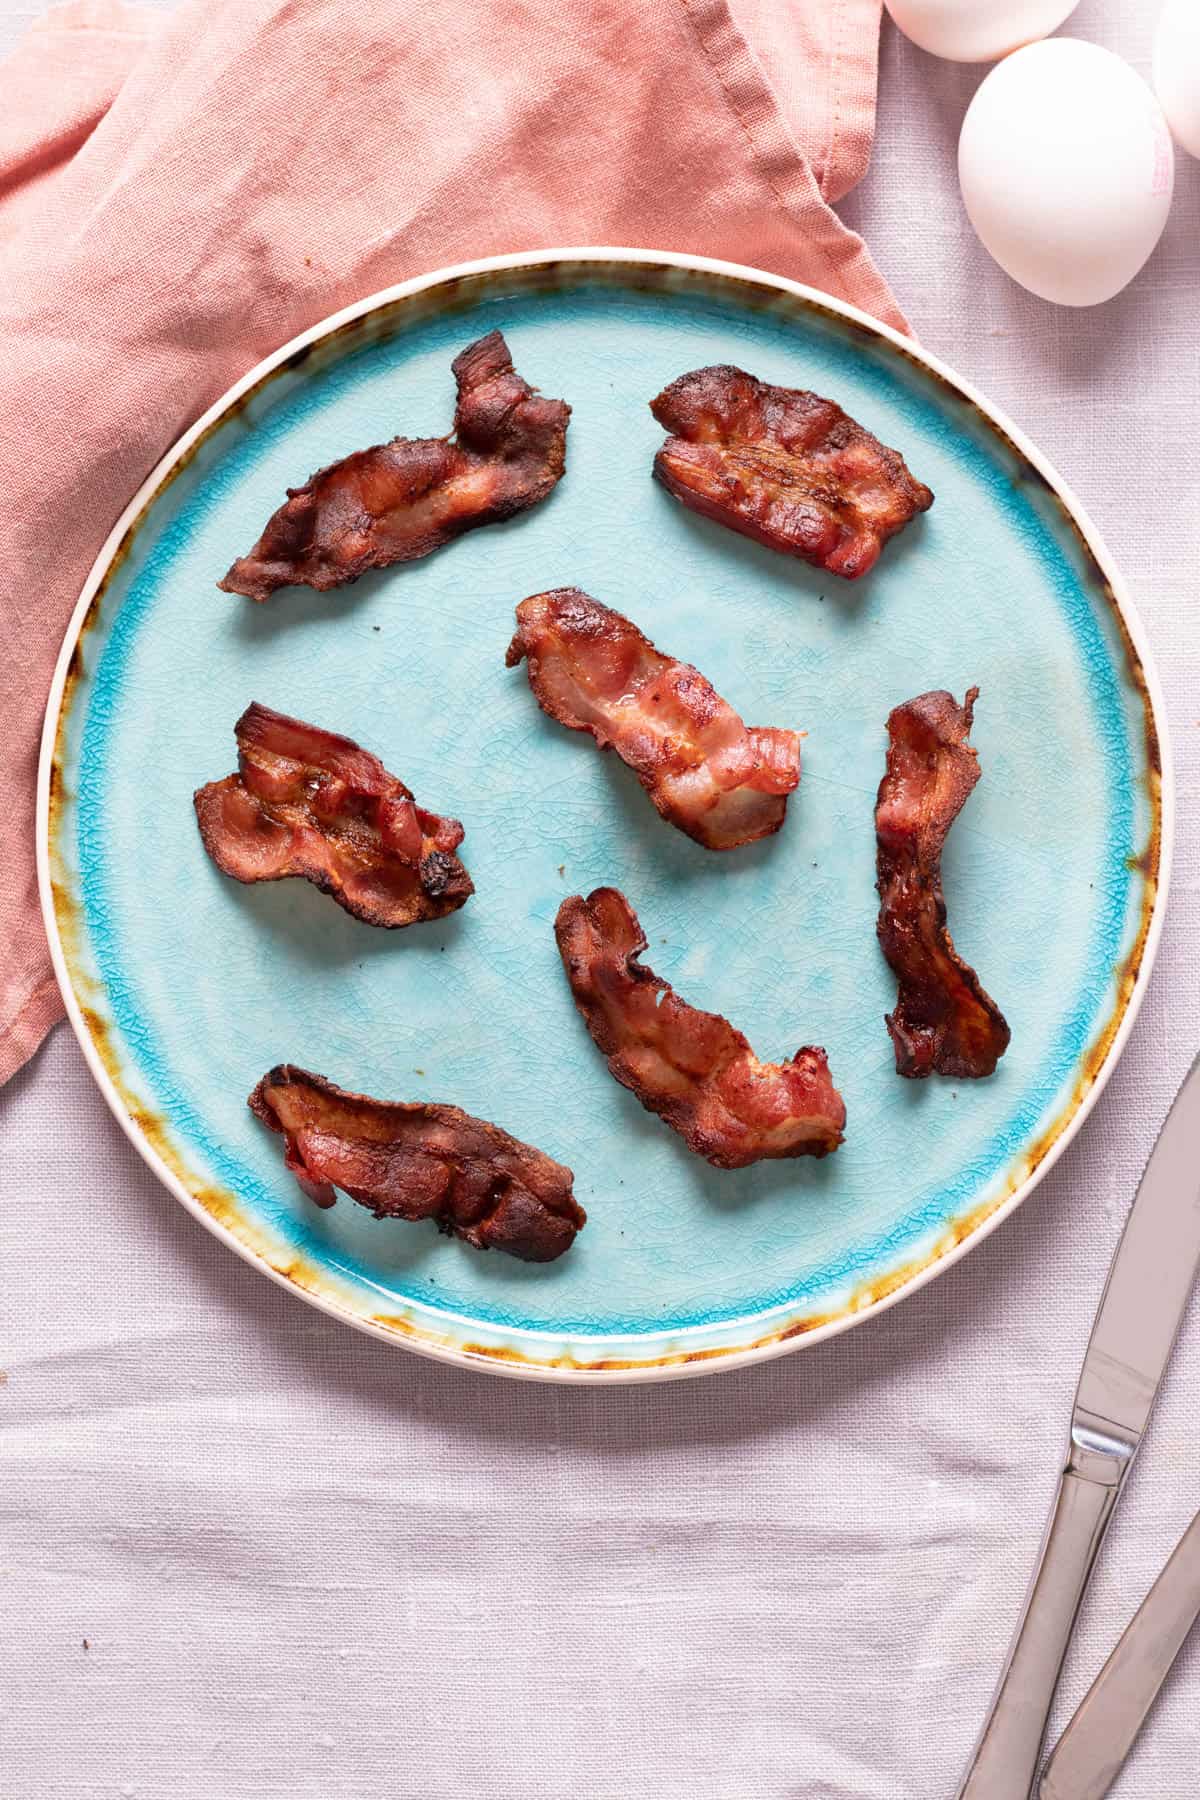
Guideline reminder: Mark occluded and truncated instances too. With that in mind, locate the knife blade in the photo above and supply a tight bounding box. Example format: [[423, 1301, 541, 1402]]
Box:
[[1040, 1506, 1200, 1800], [957, 1051, 1200, 1799], [1071, 1051, 1200, 1459]]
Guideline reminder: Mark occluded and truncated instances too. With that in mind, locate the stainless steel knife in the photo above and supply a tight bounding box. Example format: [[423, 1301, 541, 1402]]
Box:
[[956, 1051, 1200, 1800], [1039, 1505, 1200, 1800]]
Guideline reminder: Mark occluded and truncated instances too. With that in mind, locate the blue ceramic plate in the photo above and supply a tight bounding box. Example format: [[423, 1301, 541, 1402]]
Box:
[[39, 252, 1169, 1381]]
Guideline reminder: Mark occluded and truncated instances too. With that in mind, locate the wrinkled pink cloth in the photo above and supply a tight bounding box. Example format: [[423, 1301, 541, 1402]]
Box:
[[0, 0, 901, 1082]]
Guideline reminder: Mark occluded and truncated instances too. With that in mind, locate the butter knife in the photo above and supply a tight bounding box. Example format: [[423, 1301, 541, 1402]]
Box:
[[956, 1052, 1200, 1800], [1039, 1506, 1200, 1800]]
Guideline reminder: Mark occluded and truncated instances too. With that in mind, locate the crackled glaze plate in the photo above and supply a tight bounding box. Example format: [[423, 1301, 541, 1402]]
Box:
[[39, 251, 1169, 1381]]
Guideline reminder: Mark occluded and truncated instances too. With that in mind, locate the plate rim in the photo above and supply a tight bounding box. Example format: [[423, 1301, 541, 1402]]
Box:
[[36, 245, 1174, 1383]]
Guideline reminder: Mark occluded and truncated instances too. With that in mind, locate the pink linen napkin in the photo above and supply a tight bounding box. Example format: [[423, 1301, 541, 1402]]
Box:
[[0, 0, 902, 1084]]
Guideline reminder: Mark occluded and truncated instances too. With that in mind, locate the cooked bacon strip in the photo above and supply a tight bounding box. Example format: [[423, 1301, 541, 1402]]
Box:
[[194, 703, 472, 928], [506, 588, 800, 851], [219, 330, 570, 601], [876, 688, 1010, 1078], [650, 364, 932, 580], [555, 887, 845, 1167], [250, 1066, 584, 1262]]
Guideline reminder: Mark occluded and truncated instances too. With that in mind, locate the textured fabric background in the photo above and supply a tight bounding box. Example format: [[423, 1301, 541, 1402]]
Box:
[[4, 1, 1199, 1796]]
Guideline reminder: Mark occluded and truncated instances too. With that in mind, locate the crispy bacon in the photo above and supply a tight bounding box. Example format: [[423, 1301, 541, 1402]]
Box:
[[555, 887, 845, 1167], [219, 330, 570, 601], [506, 588, 800, 850], [650, 364, 933, 580], [876, 688, 1010, 1078], [249, 1066, 584, 1262], [194, 702, 473, 928]]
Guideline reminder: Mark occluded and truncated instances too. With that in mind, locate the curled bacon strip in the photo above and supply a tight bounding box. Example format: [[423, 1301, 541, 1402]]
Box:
[[250, 1066, 585, 1262], [556, 888, 845, 1167], [876, 688, 1010, 1078], [194, 702, 473, 928], [650, 364, 933, 580], [219, 330, 570, 601], [506, 588, 800, 850]]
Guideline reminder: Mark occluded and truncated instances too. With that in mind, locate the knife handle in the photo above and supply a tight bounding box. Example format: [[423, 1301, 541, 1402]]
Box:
[[956, 1467, 1121, 1800], [1039, 1507, 1200, 1800]]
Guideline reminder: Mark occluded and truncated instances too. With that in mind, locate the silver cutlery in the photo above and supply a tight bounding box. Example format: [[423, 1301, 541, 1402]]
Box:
[[956, 1051, 1200, 1799], [1039, 1505, 1200, 1799]]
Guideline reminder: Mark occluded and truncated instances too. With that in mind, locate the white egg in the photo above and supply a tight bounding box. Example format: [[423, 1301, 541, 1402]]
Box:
[[958, 39, 1174, 306], [884, 0, 1079, 63], [1155, 0, 1200, 159]]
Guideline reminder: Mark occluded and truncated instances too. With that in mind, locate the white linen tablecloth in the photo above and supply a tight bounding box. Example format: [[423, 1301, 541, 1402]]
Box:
[[4, 2, 1199, 1794]]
